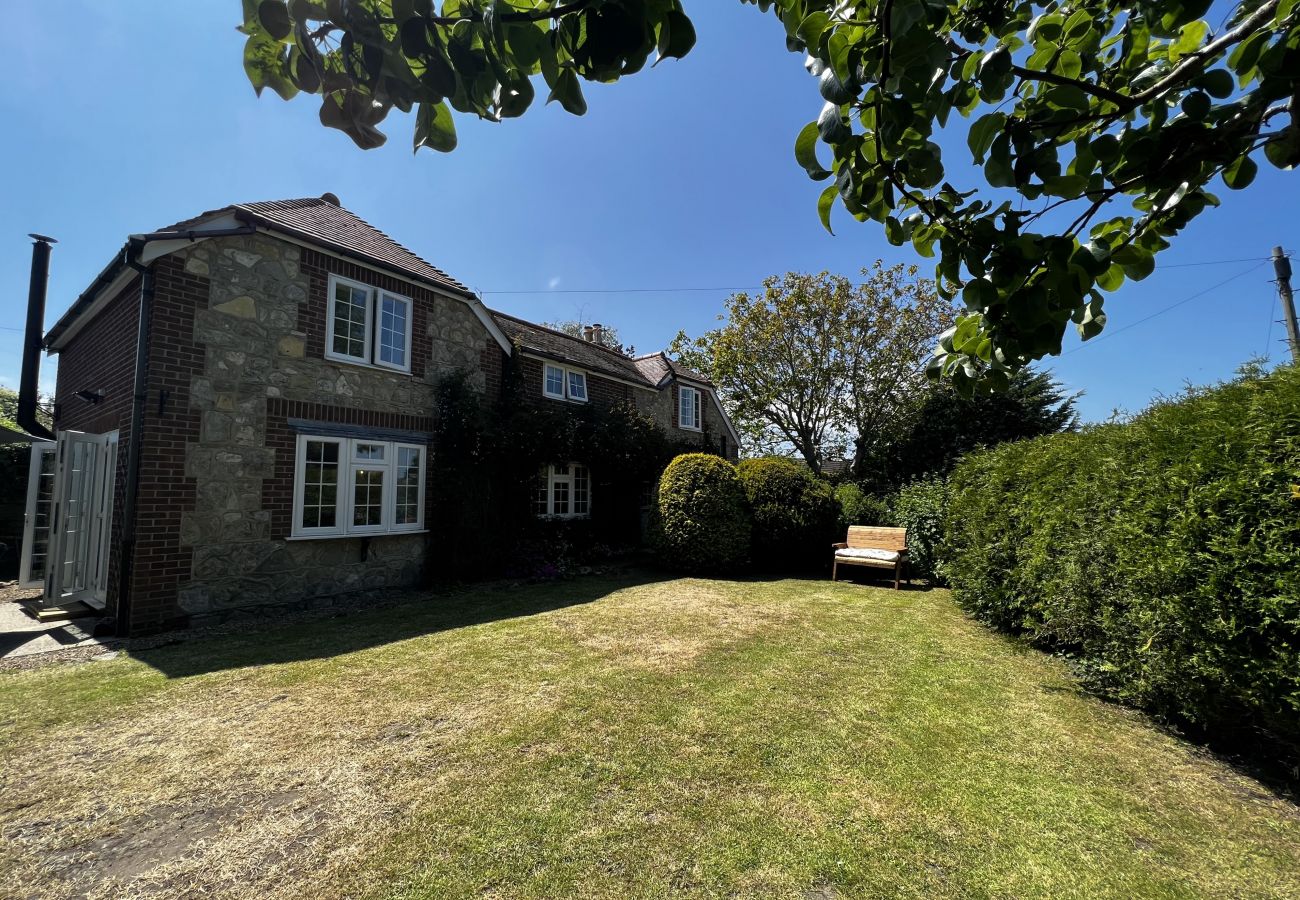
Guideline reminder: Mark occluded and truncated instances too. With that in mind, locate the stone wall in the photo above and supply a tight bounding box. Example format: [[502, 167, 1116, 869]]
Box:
[[150, 232, 495, 627], [634, 381, 737, 460]]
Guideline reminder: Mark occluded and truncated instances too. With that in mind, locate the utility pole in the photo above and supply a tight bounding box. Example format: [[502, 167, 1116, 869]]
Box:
[[1273, 246, 1300, 364]]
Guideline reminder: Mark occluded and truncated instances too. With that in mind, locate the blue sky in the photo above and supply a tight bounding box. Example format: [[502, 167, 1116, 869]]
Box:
[[0, 2, 1292, 422]]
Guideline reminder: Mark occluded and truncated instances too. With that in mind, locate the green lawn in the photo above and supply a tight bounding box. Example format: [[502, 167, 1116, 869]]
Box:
[[1, 575, 1297, 899]]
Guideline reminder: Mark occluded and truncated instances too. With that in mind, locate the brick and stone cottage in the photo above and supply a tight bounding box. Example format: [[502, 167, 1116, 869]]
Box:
[[17, 196, 739, 636]]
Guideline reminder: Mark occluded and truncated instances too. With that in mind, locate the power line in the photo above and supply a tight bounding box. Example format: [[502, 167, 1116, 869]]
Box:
[[1065, 261, 1269, 354], [481, 286, 762, 295], [480, 257, 1278, 296]]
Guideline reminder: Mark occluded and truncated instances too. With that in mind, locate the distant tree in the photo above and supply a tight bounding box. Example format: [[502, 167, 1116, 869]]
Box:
[[857, 368, 1079, 490], [0, 386, 52, 433], [543, 320, 634, 357], [669, 265, 954, 472]]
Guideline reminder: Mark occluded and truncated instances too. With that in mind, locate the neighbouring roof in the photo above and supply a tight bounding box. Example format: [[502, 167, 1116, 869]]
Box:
[[631, 352, 712, 388], [490, 312, 653, 386]]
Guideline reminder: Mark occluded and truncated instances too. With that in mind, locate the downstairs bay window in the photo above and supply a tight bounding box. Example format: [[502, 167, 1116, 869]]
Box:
[[292, 435, 426, 538], [533, 463, 591, 519]]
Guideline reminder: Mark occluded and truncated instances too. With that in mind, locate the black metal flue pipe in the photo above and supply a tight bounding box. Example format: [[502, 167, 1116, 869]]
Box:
[[19, 234, 57, 441]]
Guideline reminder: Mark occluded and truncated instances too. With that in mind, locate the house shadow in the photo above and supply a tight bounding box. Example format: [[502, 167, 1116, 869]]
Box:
[[134, 569, 668, 679]]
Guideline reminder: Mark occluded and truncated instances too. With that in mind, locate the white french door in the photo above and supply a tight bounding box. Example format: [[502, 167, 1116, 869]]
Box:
[[37, 430, 119, 609], [18, 441, 55, 589]]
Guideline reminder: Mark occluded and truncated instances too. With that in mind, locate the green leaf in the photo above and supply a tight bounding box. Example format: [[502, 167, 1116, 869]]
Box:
[[1196, 68, 1235, 98], [1222, 155, 1258, 189], [1170, 20, 1209, 61], [984, 134, 1015, 187], [798, 11, 831, 49], [658, 9, 696, 61], [256, 0, 293, 41], [795, 121, 832, 180], [1181, 91, 1210, 119], [1096, 263, 1125, 291], [414, 100, 457, 152], [817, 183, 837, 235], [967, 112, 1006, 164], [547, 69, 587, 116]]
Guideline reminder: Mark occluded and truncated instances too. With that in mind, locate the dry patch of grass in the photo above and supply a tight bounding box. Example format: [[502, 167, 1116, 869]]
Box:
[[1, 574, 1297, 899]]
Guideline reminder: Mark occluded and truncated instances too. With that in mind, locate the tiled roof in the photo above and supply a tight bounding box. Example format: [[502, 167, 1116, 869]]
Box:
[[174, 197, 472, 295], [632, 352, 712, 387], [491, 312, 654, 386]]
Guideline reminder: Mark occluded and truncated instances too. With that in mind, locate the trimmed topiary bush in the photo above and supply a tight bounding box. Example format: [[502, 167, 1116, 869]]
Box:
[[650, 453, 751, 574], [736, 457, 841, 571], [944, 365, 1300, 756], [890, 476, 950, 584], [834, 482, 891, 530]]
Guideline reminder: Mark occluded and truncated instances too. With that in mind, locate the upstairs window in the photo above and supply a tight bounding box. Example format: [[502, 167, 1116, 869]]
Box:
[[543, 363, 588, 402], [293, 435, 425, 538], [326, 274, 412, 373], [679, 386, 702, 431], [533, 463, 592, 518]]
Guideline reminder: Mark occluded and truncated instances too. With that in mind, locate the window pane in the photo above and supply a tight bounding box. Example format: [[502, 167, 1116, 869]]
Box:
[[332, 282, 370, 360], [378, 295, 409, 368], [396, 446, 422, 525], [553, 480, 569, 516], [353, 467, 385, 526], [574, 465, 590, 516], [355, 443, 385, 461], [301, 439, 341, 530], [545, 365, 565, 396], [568, 371, 587, 400]]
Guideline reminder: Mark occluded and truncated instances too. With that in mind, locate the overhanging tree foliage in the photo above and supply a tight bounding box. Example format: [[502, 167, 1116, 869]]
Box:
[[238, 1, 1300, 392]]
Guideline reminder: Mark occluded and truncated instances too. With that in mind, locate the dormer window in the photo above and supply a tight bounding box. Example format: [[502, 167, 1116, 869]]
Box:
[[543, 363, 588, 402], [325, 274, 412, 373]]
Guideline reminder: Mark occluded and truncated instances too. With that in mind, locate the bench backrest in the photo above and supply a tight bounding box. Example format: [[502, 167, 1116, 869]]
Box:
[[846, 525, 907, 551]]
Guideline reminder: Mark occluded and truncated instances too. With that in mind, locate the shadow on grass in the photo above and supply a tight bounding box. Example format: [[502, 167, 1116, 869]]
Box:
[[134, 569, 669, 680]]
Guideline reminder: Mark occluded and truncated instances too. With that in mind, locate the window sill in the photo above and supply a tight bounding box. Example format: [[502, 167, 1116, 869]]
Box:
[[324, 352, 413, 377], [678, 425, 703, 433], [534, 515, 592, 521], [286, 529, 428, 541], [544, 394, 588, 404]]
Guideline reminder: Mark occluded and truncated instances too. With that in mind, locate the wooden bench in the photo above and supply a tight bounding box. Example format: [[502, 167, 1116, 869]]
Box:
[[832, 526, 909, 589]]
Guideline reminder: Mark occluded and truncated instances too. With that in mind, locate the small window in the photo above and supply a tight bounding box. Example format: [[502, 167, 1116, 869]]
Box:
[[293, 435, 425, 537], [325, 275, 413, 373], [534, 463, 592, 519], [679, 386, 702, 431], [567, 371, 588, 402], [542, 363, 589, 402], [544, 364, 566, 399]]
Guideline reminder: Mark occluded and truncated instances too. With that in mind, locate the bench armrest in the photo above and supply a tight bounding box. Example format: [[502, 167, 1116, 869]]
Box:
[[832, 542, 848, 550]]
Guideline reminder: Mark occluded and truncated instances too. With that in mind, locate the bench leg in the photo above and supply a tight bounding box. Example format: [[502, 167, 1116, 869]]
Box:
[[894, 560, 902, 590], [832, 559, 838, 581]]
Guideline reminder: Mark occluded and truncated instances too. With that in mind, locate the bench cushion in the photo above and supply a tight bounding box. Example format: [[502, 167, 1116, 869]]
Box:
[[835, 547, 900, 563]]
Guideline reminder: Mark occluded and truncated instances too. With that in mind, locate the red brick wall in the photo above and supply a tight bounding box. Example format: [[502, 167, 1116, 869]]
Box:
[[130, 255, 210, 632], [52, 274, 142, 616], [517, 356, 637, 409], [301, 248, 437, 378], [263, 398, 435, 537]]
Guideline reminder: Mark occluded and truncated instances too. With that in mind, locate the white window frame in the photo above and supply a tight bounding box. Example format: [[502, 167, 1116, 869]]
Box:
[[291, 434, 426, 538], [325, 274, 413, 374], [679, 386, 702, 431], [534, 463, 592, 519], [542, 363, 589, 403]]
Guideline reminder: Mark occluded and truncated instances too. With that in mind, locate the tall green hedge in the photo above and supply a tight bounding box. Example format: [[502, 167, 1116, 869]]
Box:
[[651, 453, 751, 574], [737, 457, 840, 571], [944, 366, 1300, 752]]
